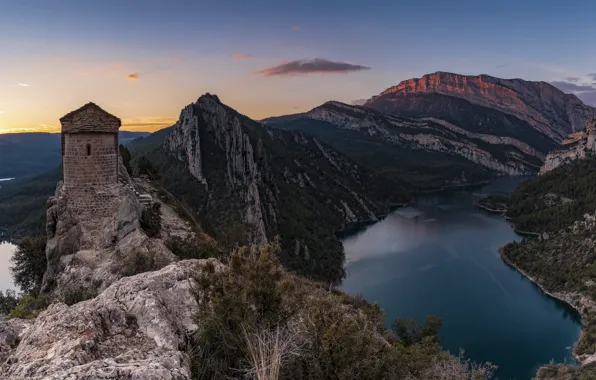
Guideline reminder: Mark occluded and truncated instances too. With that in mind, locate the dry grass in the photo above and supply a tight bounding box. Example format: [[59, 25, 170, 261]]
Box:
[[243, 325, 302, 380]]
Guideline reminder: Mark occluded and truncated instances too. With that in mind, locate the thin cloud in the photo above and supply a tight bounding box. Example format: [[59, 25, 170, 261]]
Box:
[[550, 80, 596, 106], [257, 58, 370, 77], [351, 99, 368, 106], [496, 63, 508, 68], [126, 73, 139, 81], [171, 57, 180, 62], [233, 54, 257, 60], [588, 73, 596, 81], [292, 25, 301, 31], [565, 77, 580, 82], [550, 81, 595, 93], [121, 116, 178, 131], [0, 111, 3, 115], [13, 83, 29, 87]]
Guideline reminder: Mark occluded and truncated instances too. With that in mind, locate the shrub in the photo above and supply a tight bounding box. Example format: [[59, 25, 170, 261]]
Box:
[[8, 294, 49, 319], [115, 249, 168, 277], [10, 235, 47, 295], [0, 290, 19, 315], [138, 156, 160, 180], [60, 285, 98, 306], [119, 144, 133, 175], [165, 235, 219, 260], [140, 203, 162, 238], [190, 241, 496, 380]]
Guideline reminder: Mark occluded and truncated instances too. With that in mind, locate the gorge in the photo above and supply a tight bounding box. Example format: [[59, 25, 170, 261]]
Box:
[[341, 177, 581, 379], [1, 72, 596, 378]]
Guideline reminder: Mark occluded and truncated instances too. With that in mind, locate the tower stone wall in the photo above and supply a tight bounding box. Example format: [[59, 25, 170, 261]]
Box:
[[59, 103, 121, 218]]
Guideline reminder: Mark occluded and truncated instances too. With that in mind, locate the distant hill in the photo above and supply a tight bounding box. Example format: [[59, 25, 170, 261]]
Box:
[[0, 131, 150, 179], [364, 71, 596, 141], [264, 72, 596, 190]]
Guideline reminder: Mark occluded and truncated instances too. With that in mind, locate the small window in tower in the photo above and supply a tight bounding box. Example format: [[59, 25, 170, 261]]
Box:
[[87, 144, 91, 156]]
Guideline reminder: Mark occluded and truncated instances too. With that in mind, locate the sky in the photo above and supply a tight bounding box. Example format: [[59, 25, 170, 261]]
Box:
[[1, 0, 596, 134]]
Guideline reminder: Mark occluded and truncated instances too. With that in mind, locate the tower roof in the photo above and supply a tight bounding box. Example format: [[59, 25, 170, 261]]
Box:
[[60, 102, 121, 134]]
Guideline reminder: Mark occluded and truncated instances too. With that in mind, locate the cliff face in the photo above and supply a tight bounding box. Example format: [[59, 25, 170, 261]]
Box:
[[540, 120, 596, 174], [307, 101, 547, 175], [153, 94, 407, 283], [268, 99, 555, 189], [365, 72, 596, 142]]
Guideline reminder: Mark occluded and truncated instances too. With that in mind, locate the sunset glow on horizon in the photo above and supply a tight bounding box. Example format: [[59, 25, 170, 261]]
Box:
[[2, 0, 596, 134]]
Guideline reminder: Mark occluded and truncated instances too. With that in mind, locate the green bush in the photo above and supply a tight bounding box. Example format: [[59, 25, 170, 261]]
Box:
[[0, 290, 19, 315], [165, 235, 219, 260], [140, 203, 162, 238], [8, 294, 49, 319], [119, 144, 133, 175], [60, 285, 98, 306], [10, 235, 47, 295], [138, 156, 160, 179], [115, 249, 168, 278]]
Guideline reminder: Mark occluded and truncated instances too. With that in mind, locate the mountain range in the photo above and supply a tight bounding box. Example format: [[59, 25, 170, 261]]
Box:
[[263, 72, 596, 189], [131, 94, 408, 284]]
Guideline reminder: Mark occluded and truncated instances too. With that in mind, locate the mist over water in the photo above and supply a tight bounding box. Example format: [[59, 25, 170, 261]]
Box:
[[341, 177, 581, 380]]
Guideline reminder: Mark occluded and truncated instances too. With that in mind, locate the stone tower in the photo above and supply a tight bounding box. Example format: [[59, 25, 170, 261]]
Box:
[[59, 102, 121, 217]]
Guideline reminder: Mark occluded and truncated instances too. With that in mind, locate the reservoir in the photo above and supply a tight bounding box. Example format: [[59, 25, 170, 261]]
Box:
[[341, 177, 581, 379]]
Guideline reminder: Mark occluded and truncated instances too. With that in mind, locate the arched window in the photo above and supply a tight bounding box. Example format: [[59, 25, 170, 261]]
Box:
[[87, 144, 91, 156]]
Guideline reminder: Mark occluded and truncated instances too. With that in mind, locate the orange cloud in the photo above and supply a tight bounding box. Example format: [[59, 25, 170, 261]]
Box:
[[292, 25, 301, 31], [114, 62, 125, 69], [126, 73, 139, 80], [121, 116, 178, 132], [233, 54, 257, 60], [257, 59, 370, 77], [171, 57, 180, 62]]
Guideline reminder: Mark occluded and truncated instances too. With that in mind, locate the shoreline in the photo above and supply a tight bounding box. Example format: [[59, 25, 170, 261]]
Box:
[[499, 249, 590, 365], [415, 180, 491, 194], [474, 201, 506, 214]]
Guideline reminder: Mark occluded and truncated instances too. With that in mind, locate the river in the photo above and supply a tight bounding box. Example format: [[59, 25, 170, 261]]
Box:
[[341, 177, 581, 380]]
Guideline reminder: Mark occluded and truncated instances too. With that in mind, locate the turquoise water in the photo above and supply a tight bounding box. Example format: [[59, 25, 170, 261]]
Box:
[[341, 177, 581, 380]]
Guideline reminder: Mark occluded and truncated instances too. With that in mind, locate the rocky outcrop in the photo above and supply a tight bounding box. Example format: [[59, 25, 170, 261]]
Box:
[[1, 259, 223, 380], [41, 162, 178, 295], [540, 120, 596, 174], [365, 71, 596, 141]]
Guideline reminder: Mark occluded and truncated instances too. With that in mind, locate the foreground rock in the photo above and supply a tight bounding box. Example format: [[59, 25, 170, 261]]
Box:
[[1, 259, 222, 379]]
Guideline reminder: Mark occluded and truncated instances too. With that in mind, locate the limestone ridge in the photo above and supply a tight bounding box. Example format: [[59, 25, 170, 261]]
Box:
[[540, 119, 596, 174], [161, 94, 404, 282], [306, 101, 546, 175], [365, 71, 596, 141]]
